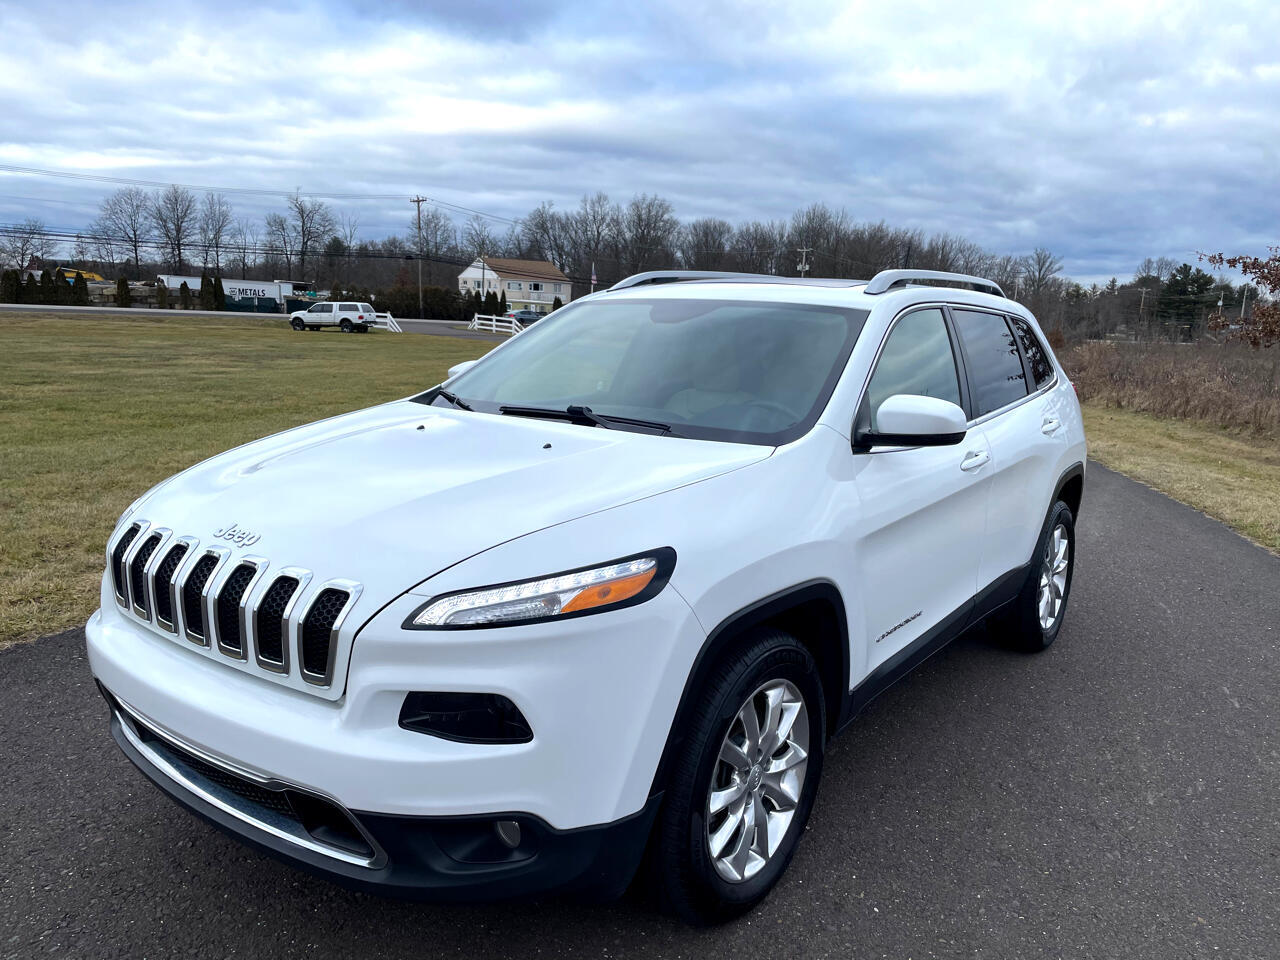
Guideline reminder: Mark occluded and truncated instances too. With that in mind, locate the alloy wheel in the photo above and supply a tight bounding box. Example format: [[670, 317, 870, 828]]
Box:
[[1038, 523, 1070, 630], [706, 678, 809, 883]]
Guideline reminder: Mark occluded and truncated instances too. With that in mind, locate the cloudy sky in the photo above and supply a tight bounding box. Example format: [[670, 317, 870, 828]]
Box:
[[0, 0, 1276, 282]]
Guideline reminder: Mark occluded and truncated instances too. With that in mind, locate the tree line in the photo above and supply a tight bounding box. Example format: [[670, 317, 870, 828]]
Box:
[[0, 187, 1268, 339]]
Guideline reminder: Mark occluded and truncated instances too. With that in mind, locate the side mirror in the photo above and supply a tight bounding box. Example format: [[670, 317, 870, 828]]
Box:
[[446, 360, 478, 380], [856, 395, 967, 448]]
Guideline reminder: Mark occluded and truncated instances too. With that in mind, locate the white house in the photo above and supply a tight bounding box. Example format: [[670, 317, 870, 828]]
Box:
[[457, 258, 571, 313]]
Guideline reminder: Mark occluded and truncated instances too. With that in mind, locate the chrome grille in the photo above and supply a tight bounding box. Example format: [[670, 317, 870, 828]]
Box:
[[215, 562, 257, 658], [111, 525, 141, 602], [153, 543, 189, 630], [129, 534, 162, 617], [105, 521, 361, 694]]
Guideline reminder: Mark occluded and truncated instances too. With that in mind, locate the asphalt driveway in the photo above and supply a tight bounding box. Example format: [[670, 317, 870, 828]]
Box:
[[3, 463, 1278, 959]]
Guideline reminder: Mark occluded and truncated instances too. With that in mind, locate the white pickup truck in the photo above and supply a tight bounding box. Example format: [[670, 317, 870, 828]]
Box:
[[289, 301, 378, 333]]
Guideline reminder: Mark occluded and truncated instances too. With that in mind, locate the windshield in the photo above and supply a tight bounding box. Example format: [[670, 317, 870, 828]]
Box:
[[422, 297, 868, 444]]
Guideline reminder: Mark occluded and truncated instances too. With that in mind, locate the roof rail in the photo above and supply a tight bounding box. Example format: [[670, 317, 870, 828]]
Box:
[[610, 270, 784, 290], [863, 269, 1005, 298]]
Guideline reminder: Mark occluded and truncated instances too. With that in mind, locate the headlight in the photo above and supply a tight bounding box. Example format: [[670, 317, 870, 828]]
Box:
[[405, 549, 676, 629]]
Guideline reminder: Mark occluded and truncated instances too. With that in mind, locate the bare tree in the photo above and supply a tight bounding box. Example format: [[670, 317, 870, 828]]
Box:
[[150, 185, 197, 273], [677, 218, 733, 270], [1023, 247, 1064, 297], [199, 192, 234, 273], [462, 214, 497, 258], [95, 187, 151, 278], [285, 192, 335, 279], [618, 194, 679, 274], [229, 218, 258, 279], [1, 217, 53, 270], [264, 212, 295, 277]]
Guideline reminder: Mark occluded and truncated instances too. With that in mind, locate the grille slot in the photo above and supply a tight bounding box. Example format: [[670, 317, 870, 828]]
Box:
[[111, 525, 141, 603], [152, 543, 189, 628], [301, 589, 350, 680], [182, 554, 220, 642], [256, 576, 299, 666], [215, 563, 257, 655], [129, 534, 162, 616]]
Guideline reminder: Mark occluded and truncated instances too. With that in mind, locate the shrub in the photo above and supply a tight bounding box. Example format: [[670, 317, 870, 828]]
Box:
[[116, 276, 132, 308], [1062, 340, 1280, 438], [71, 272, 90, 306], [551, 296, 563, 311], [0, 269, 19, 303], [156, 283, 170, 309], [179, 282, 192, 309]]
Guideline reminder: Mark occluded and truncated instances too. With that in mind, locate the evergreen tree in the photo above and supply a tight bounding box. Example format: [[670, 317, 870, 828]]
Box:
[[213, 274, 226, 310], [483, 290, 499, 315], [116, 276, 132, 308], [24, 273, 39, 303], [72, 272, 90, 306], [156, 283, 170, 309], [498, 291, 508, 314], [198, 271, 212, 310], [39, 268, 57, 304], [53, 268, 69, 304], [179, 281, 192, 309], [0, 269, 18, 303], [551, 296, 563, 311]]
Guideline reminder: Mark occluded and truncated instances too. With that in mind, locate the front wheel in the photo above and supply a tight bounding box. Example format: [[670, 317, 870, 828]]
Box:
[[651, 628, 825, 924], [290, 318, 305, 330]]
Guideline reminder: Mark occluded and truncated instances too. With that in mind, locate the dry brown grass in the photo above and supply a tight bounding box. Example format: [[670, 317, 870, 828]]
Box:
[[1083, 404, 1280, 554], [1063, 340, 1280, 438]]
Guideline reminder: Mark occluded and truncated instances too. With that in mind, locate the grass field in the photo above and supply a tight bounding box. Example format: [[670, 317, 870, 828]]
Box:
[[1082, 404, 1280, 554], [0, 311, 489, 649]]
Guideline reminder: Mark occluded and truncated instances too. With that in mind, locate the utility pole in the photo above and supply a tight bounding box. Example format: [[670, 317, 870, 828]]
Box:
[[796, 247, 812, 279], [1240, 284, 1250, 319], [410, 196, 426, 319], [1138, 286, 1148, 324]]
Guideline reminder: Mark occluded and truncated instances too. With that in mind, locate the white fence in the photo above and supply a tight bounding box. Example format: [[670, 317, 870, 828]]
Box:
[[468, 314, 525, 335], [375, 314, 403, 332]]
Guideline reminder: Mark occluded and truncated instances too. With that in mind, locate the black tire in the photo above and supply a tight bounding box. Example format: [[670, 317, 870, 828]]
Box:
[[357, 324, 369, 333], [340, 319, 353, 333], [290, 318, 304, 331], [651, 628, 825, 924], [994, 500, 1076, 652]]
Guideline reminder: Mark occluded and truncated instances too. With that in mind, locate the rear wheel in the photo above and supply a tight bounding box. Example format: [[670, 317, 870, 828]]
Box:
[[357, 324, 369, 333], [340, 318, 353, 333], [651, 628, 825, 924], [291, 318, 305, 331], [995, 500, 1075, 651]]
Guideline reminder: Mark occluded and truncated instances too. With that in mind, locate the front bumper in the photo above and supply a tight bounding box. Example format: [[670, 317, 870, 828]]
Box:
[[103, 685, 659, 900], [87, 571, 704, 896]]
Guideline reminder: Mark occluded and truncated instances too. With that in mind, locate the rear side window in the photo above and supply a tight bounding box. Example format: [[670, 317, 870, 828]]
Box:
[[1011, 317, 1054, 388], [952, 310, 1028, 417], [866, 308, 962, 429], [340, 303, 356, 312], [360, 303, 375, 313]]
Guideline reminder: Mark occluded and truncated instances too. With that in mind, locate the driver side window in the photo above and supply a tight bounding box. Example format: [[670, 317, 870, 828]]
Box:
[[866, 309, 962, 429]]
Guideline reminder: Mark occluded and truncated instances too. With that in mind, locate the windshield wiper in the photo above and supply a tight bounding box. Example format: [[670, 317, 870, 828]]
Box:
[[499, 404, 678, 436], [434, 388, 472, 411]]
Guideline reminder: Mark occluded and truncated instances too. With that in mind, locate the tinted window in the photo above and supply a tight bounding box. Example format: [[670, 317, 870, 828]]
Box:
[[360, 303, 375, 313], [440, 298, 868, 445], [316, 303, 332, 313], [1011, 317, 1054, 388], [953, 310, 1027, 416], [340, 303, 357, 311], [866, 309, 961, 429]]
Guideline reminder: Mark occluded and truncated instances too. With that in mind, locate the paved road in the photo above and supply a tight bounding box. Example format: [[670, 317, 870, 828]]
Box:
[[3, 464, 1278, 959]]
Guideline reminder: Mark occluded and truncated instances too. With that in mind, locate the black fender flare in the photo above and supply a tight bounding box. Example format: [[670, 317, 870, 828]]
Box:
[[648, 579, 850, 797]]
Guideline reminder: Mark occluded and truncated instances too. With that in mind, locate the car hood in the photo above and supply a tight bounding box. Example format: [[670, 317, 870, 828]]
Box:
[[135, 399, 771, 602]]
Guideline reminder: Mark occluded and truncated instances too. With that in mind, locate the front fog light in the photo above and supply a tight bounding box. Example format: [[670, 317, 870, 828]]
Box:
[[405, 549, 675, 629]]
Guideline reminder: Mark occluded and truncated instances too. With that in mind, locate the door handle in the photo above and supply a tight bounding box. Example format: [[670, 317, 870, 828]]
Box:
[[1041, 416, 1062, 435], [960, 450, 990, 471]]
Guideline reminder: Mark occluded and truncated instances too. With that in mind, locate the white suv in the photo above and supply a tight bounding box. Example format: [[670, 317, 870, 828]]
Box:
[[290, 301, 377, 333], [88, 269, 1085, 922]]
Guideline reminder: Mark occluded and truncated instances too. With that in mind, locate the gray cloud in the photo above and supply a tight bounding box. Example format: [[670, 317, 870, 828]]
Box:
[[1, 0, 1277, 283]]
